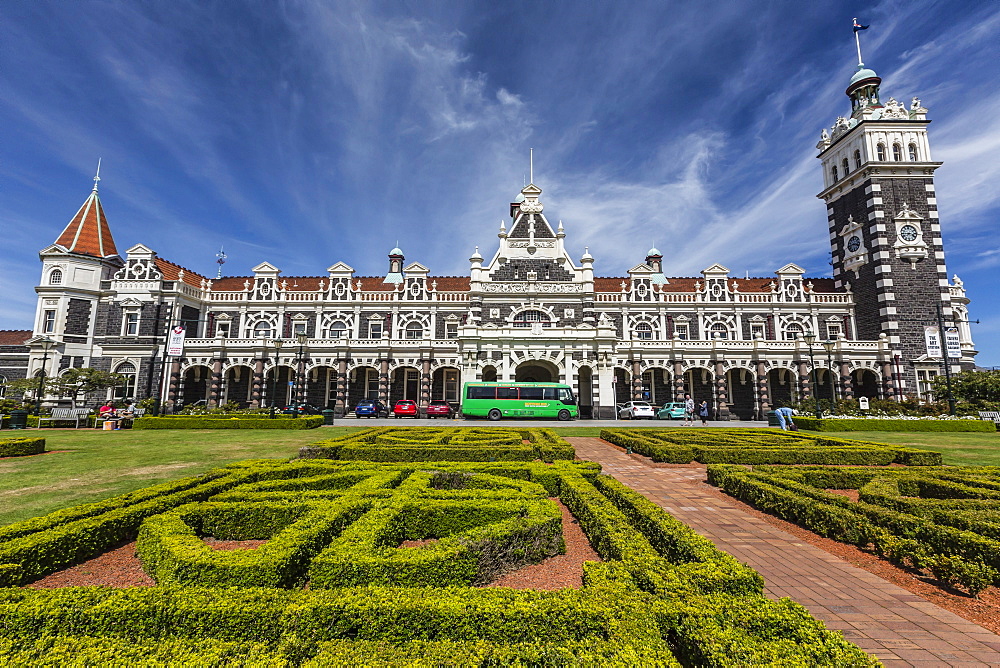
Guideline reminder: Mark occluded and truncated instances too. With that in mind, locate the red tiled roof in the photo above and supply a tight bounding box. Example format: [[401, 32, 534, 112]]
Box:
[[0, 330, 31, 346], [53, 190, 118, 258], [210, 277, 251, 291], [355, 277, 399, 292], [431, 276, 470, 291], [594, 277, 630, 292], [154, 258, 207, 288], [595, 276, 841, 293]]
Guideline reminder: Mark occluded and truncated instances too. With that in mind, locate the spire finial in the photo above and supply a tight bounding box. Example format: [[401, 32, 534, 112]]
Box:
[[215, 245, 227, 279], [529, 148, 534, 185], [852, 18, 869, 67], [92, 158, 102, 193]]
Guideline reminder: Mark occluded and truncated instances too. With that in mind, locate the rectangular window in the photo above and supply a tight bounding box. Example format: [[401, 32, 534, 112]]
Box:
[[292, 322, 306, 336], [674, 324, 689, 340], [123, 311, 139, 336], [497, 386, 519, 400], [916, 369, 937, 402], [468, 386, 496, 400], [750, 323, 766, 340], [216, 321, 231, 338], [445, 322, 458, 339], [826, 322, 843, 339], [405, 370, 419, 399], [365, 368, 379, 399], [520, 387, 544, 400], [43, 310, 56, 333], [444, 370, 459, 401], [369, 322, 382, 339]]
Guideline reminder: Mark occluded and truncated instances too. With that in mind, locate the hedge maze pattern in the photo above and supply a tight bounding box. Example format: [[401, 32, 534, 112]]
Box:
[[601, 427, 943, 466], [301, 426, 575, 462], [710, 465, 1000, 596], [0, 455, 875, 665]]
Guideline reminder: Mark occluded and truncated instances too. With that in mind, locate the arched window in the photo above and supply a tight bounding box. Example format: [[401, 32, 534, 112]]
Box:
[[842, 157, 849, 175], [831, 165, 839, 183], [404, 322, 423, 339], [876, 143, 886, 161], [908, 143, 918, 161], [253, 321, 273, 339], [327, 322, 347, 339], [784, 323, 804, 341], [49, 269, 63, 285], [854, 149, 862, 169], [634, 323, 653, 340], [708, 323, 729, 340], [892, 143, 902, 161], [113, 363, 137, 401], [513, 310, 551, 328]]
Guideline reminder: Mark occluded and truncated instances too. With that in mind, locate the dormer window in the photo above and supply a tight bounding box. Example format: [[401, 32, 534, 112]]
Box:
[[49, 269, 63, 285], [908, 143, 918, 161], [513, 310, 551, 328], [635, 323, 653, 340], [877, 143, 886, 161], [854, 149, 862, 169], [892, 143, 902, 161], [831, 165, 839, 183]]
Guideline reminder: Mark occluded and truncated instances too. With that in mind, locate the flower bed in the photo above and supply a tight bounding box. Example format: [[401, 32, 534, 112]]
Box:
[[708, 464, 1000, 597], [134, 416, 323, 429], [600, 428, 942, 465], [0, 455, 874, 665], [0, 437, 45, 458], [301, 426, 576, 462], [794, 416, 996, 432]]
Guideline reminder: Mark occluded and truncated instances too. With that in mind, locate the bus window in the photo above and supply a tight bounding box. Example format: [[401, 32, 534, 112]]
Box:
[[497, 386, 519, 399], [557, 388, 576, 405], [542, 387, 558, 400], [520, 387, 544, 400], [468, 386, 495, 400]]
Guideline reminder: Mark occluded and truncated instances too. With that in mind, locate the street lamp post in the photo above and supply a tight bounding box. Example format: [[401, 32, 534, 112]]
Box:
[[33, 336, 56, 416], [822, 339, 837, 415], [292, 332, 308, 417], [802, 331, 822, 419], [268, 338, 284, 419]]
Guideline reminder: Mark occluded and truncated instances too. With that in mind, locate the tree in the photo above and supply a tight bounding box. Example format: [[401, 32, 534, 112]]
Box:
[[932, 370, 1000, 406], [5, 368, 127, 409]]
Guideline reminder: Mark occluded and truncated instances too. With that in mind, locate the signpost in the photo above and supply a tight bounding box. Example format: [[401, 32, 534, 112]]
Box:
[[166, 325, 186, 357]]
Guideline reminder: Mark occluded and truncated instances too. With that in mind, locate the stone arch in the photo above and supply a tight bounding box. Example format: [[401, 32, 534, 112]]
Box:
[[222, 364, 254, 407], [431, 366, 461, 402], [305, 365, 337, 408], [682, 366, 715, 410], [640, 366, 672, 405], [389, 365, 421, 404], [726, 366, 757, 420], [851, 368, 880, 399], [348, 365, 379, 408], [767, 367, 797, 406], [613, 367, 631, 404], [264, 365, 295, 408], [180, 365, 212, 407], [515, 359, 558, 383], [481, 365, 498, 382], [576, 365, 595, 419]]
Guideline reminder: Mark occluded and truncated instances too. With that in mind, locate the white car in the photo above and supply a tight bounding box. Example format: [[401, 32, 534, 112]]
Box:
[[618, 401, 656, 420]]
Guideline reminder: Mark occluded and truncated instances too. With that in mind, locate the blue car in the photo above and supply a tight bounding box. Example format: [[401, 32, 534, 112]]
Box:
[[354, 399, 388, 418]]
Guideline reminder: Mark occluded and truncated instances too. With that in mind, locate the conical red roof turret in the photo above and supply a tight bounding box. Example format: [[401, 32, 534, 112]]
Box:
[[53, 166, 118, 258]]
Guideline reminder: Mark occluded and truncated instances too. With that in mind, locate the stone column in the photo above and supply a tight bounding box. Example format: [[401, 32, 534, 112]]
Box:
[[631, 359, 642, 400], [336, 358, 348, 416], [798, 360, 812, 399], [296, 355, 307, 404], [596, 361, 615, 419], [880, 360, 895, 400], [714, 360, 730, 420], [379, 358, 390, 404], [839, 361, 853, 400], [756, 360, 770, 418], [251, 358, 264, 408], [167, 359, 182, 408], [209, 358, 223, 407], [673, 360, 685, 401], [420, 356, 432, 416]]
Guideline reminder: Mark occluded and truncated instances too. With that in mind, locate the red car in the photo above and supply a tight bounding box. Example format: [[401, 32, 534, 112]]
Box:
[[426, 400, 453, 419], [392, 400, 418, 418]]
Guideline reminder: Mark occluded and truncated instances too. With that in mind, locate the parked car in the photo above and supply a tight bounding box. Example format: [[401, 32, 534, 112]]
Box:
[[426, 399, 453, 419], [618, 401, 655, 420], [355, 399, 388, 418], [392, 400, 418, 418], [281, 403, 321, 415], [656, 402, 686, 420]]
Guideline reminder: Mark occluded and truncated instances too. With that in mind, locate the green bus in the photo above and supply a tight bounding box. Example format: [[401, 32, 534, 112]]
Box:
[[461, 382, 579, 421]]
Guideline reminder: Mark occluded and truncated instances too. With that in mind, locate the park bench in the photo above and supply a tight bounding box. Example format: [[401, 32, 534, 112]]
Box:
[[978, 411, 1000, 424], [37, 407, 92, 429], [95, 406, 147, 429]]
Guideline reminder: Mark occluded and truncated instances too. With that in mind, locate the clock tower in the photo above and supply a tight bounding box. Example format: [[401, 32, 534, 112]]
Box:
[[816, 56, 976, 398]]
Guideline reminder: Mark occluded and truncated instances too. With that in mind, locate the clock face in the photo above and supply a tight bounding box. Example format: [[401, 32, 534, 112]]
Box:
[[847, 235, 861, 253], [899, 224, 919, 242]]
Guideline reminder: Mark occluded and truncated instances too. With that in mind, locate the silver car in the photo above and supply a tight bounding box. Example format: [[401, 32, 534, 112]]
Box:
[[618, 401, 656, 420]]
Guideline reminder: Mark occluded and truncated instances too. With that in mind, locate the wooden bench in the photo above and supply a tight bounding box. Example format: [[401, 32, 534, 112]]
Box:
[[96, 406, 148, 429], [37, 407, 92, 429], [979, 411, 1000, 424]]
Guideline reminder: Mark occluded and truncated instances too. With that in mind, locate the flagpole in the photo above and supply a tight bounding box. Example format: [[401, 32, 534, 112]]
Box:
[[853, 17, 863, 65]]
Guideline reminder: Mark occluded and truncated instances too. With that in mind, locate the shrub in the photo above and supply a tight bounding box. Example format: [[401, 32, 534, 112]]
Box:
[[927, 554, 997, 598], [794, 416, 995, 432], [135, 416, 323, 429], [0, 437, 45, 458]]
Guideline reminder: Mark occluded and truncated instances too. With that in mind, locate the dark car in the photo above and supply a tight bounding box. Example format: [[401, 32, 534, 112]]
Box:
[[355, 399, 388, 418], [281, 402, 321, 416], [392, 400, 418, 418], [426, 400, 453, 419]]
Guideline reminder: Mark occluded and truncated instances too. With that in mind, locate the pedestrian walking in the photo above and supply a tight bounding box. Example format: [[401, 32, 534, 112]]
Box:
[[698, 400, 709, 426], [683, 394, 695, 426]]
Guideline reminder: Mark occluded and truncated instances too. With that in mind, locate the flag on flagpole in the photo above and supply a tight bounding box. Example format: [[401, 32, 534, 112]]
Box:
[[853, 18, 870, 32]]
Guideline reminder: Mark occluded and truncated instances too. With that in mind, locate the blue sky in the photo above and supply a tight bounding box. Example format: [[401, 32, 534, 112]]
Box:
[[1, 1, 998, 365]]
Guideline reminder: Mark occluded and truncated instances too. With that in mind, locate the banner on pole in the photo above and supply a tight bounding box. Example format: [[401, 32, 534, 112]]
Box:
[[924, 326, 941, 358], [945, 327, 962, 359], [167, 325, 186, 357]]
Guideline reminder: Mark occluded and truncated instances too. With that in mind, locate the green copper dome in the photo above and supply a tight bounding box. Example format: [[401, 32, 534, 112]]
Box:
[[849, 66, 878, 86], [389, 247, 403, 256], [647, 247, 662, 256]]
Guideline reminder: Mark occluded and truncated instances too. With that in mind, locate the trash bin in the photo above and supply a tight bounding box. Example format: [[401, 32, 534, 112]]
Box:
[[766, 410, 781, 427], [321, 409, 335, 426], [9, 409, 29, 430]]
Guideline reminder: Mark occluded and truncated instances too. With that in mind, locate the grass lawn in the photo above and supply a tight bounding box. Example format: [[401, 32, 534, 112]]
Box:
[[819, 430, 1000, 467]]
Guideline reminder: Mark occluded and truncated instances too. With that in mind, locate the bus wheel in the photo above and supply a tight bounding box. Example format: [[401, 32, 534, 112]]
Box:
[[487, 409, 502, 421], [557, 409, 571, 421]]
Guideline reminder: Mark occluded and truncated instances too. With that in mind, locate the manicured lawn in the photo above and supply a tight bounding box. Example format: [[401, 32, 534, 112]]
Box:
[[0, 426, 366, 526], [819, 430, 1000, 467]]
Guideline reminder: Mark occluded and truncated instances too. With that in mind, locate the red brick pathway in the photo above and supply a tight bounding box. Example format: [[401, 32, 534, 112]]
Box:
[[569, 437, 1000, 667]]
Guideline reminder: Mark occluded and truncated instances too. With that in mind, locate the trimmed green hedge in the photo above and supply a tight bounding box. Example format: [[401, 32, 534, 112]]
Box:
[[301, 426, 575, 462], [0, 457, 875, 665], [795, 416, 996, 432], [600, 427, 942, 465], [0, 437, 45, 458], [135, 416, 323, 429]]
